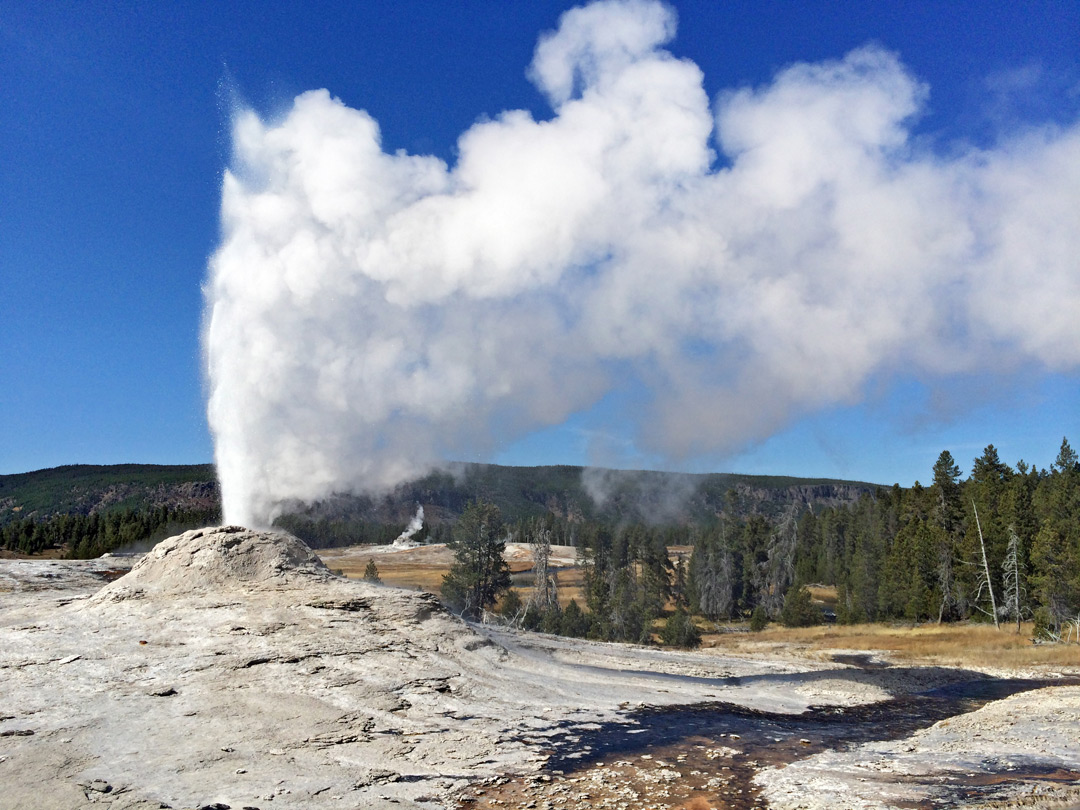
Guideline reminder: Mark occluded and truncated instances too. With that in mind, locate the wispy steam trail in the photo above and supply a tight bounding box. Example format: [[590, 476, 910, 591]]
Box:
[[204, 0, 1080, 527]]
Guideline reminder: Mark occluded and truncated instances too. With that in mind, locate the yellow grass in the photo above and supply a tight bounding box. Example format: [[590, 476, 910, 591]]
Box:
[[347, 561, 448, 592], [702, 621, 1080, 670], [0, 548, 67, 560], [321, 545, 564, 599], [805, 584, 838, 607], [498, 580, 587, 611]]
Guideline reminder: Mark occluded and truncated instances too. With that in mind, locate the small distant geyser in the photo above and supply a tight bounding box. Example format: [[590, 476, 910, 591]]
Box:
[[393, 506, 425, 549]]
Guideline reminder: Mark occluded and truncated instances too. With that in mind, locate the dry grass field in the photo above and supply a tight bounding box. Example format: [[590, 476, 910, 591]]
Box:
[[805, 584, 839, 608], [701, 621, 1080, 670], [318, 542, 564, 598], [320, 544, 461, 592], [318, 543, 1080, 670], [0, 547, 67, 560]]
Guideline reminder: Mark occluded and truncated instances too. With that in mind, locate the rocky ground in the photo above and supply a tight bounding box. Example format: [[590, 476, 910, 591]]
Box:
[[2, 528, 1079, 810], [755, 684, 1080, 809]]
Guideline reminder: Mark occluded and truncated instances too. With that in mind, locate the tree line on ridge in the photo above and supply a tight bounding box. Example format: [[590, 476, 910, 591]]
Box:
[[456, 439, 1079, 645]]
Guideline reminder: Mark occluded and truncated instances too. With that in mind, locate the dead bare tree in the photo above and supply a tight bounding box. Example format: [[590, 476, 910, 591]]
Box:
[[528, 527, 559, 614], [699, 535, 735, 620], [1064, 614, 1080, 644], [1001, 525, 1027, 634], [761, 505, 799, 618], [971, 501, 999, 630], [936, 540, 956, 624]]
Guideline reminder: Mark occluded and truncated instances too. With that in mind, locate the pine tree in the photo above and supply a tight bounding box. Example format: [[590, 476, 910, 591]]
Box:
[[660, 607, 701, 648], [363, 558, 381, 583], [1030, 441, 1080, 637], [440, 500, 512, 620], [780, 585, 822, 627], [960, 446, 1013, 620], [695, 529, 736, 620], [580, 525, 613, 632], [1053, 437, 1079, 475], [1030, 524, 1078, 639], [932, 451, 963, 532], [560, 599, 589, 637], [498, 587, 523, 620], [761, 506, 798, 618], [607, 566, 646, 643], [930, 451, 964, 621]]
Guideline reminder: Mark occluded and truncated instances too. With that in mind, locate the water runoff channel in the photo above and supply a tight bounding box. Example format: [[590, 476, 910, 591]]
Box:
[[456, 652, 1080, 810]]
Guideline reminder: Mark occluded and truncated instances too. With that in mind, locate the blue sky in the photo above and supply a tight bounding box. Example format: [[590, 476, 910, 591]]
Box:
[[3, 0, 1078, 487]]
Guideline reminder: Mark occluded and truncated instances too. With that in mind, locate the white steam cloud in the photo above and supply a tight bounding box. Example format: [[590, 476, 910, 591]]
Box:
[[393, 505, 425, 549], [205, 0, 1080, 527]]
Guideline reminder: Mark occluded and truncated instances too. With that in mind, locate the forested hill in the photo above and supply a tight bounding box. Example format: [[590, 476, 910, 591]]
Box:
[[0, 464, 221, 558], [247, 463, 878, 545], [0, 464, 219, 524], [0, 461, 878, 552]]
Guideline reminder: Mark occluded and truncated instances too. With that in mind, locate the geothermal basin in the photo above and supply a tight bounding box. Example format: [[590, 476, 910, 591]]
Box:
[[2, 527, 1079, 810]]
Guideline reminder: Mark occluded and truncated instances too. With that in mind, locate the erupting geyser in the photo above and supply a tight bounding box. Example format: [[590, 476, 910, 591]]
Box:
[[393, 505, 425, 549], [203, 0, 1080, 527]]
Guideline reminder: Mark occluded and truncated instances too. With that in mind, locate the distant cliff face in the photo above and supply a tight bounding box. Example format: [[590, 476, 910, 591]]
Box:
[[79, 480, 222, 516]]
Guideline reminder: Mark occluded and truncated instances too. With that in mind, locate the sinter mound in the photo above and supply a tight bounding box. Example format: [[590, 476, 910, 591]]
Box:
[[2, 526, 532, 809], [91, 525, 331, 602]]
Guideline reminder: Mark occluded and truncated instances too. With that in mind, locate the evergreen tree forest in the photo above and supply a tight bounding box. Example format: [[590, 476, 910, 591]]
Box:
[[0, 505, 220, 558], [503, 513, 695, 644], [503, 439, 1080, 645], [689, 438, 1080, 640]]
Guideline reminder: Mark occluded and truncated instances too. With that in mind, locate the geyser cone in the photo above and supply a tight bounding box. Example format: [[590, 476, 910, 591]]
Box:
[[91, 525, 331, 602]]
